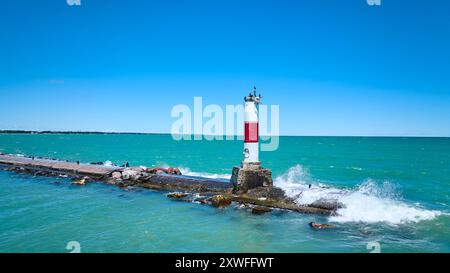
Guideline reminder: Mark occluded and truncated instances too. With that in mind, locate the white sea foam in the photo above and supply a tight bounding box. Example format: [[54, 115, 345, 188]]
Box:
[[179, 167, 231, 179], [103, 160, 115, 167], [156, 163, 231, 179], [274, 165, 442, 224], [347, 166, 363, 171]]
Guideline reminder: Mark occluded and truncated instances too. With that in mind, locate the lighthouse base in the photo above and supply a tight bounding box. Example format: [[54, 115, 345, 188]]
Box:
[[231, 166, 273, 194]]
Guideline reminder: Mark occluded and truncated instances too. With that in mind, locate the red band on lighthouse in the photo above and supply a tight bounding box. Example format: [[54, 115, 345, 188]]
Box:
[[244, 122, 258, 143]]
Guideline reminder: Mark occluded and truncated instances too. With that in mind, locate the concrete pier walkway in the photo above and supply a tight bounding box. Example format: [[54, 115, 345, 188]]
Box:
[[0, 154, 122, 179]]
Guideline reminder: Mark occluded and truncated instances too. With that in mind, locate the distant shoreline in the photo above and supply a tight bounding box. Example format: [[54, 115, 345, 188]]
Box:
[[0, 130, 448, 138], [0, 130, 157, 135]]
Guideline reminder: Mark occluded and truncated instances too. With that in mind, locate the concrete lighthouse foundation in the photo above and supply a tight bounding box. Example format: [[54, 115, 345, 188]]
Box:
[[231, 87, 274, 194], [231, 166, 273, 194]]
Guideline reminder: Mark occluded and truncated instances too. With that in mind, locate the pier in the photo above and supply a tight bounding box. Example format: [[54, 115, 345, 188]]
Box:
[[0, 153, 337, 215]]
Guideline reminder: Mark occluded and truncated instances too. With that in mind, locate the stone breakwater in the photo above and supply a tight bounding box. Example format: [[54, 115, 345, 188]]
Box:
[[0, 154, 339, 215]]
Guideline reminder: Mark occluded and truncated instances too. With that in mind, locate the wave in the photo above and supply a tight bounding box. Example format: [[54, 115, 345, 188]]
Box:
[[179, 167, 232, 179], [103, 160, 115, 167], [274, 165, 442, 224], [153, 163, 231, 179]]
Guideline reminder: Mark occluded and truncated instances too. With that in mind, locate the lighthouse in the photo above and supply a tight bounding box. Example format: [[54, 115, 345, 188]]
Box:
[[231, 87, 273, 193], [243, 87, 261, 169]]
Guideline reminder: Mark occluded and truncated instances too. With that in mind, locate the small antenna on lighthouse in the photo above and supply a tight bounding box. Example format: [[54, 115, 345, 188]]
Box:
[[248, 86, 261, 104]]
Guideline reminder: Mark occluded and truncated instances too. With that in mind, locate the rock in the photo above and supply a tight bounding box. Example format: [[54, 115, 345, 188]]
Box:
[[309, 199, 344, 210], [148, 167, 182, 175], [121, 169, 142, 180], [246, 186, 287, 201], [111, 172, 122, 180], [210, 195, 232, 208], [252, 206, 272, 214], [72, 178, 86, 186], [167, 192, 189, 199], [309, 222, 336, 229], [72, 176, 91, 186]]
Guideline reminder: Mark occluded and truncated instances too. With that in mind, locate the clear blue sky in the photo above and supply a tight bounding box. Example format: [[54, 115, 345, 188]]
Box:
[[0, 0, 449, 136]]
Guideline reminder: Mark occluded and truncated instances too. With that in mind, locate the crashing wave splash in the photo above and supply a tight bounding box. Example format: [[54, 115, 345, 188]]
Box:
[[103, 160, 115, 167], [104, 159, 442, 224], [274, 165, 442, 224]]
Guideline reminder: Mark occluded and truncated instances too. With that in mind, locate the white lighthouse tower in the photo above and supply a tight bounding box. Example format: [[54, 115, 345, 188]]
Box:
[[231, 87, 273, 193], [242, 87, 261, 170]]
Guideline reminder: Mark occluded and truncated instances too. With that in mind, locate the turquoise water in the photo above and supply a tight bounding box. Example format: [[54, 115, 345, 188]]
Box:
[[0, 134, 449, 252]]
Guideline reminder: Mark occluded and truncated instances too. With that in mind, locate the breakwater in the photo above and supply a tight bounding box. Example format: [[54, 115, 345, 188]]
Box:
[[0, 154, 336, 215]]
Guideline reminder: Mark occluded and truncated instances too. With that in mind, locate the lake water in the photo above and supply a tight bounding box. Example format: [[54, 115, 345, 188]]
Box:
[[0, 134, 448, 252]]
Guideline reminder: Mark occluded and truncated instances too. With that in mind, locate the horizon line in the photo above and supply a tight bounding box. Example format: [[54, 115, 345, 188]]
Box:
[[0, 130, 449, 138]]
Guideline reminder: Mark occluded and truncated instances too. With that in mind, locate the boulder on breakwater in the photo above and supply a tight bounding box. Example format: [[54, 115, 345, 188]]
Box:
[[209, 195, 232, 208], [252, 206, 272, 214], [167, 192, 189, 199], [309, 199, 344, 211]]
